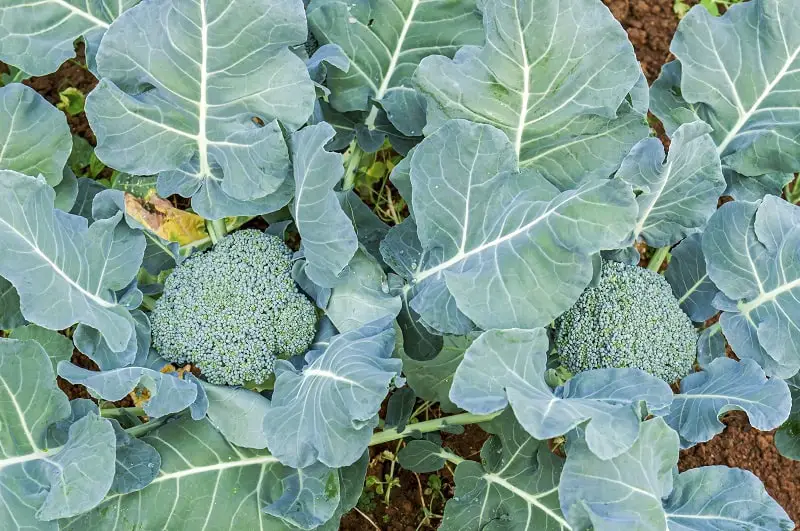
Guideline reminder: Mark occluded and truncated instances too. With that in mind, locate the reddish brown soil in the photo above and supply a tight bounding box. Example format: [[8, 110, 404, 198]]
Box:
[[604, 0, 679, 83], [680, 412, 800, 526], [340, 424, 489, 531]]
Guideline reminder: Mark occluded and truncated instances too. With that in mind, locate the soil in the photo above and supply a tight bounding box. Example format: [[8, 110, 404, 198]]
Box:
[[5, 1, 800, 529], [679, 412, 800, 525]]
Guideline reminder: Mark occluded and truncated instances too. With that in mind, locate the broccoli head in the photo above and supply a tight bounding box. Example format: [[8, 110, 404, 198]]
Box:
[[151, 229, 317, 386], [554, 259, 697, 384]]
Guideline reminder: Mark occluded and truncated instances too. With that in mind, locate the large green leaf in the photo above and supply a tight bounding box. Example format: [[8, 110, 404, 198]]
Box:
[[265, 317, 401, 468], [0, 171, 144, 352], [60, 418, 368, 531], [85, 0, 315, 219], [703, 196, 800, 378], [615, 121, 725, 247], [0, 338, 117, 526], [291, 122, 358, 287], [326, 249, 401, 333], [440, 410, 567, 531], [0, 83, 71, 186], [307, 0, 484, 138], [666, 358, 791, 448], [0, 0, 138, 76], [381, 119, 637, 333], [450, 329, 673, 460], [653, 0, 800, 178], [560, 417, 792, 530], [415, 0, 648, 189]]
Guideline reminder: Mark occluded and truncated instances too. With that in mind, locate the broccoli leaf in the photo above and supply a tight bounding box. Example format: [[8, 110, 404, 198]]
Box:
[[653, 0, 800, 178], [664, 466, 794, 530], [0, 0, 137, 76], [265, 317, 401, 468], [440, 410, 568, 531], [47, 399, 161, 496], [415, 0, 648, 189], [59, 418, 368, 531], [8, 324, 75, 371], [703, 196, 800, 378], [400, 335, 471, 413], [775, 374, 800, 461], [0, 171, 144, 352], [0, 338, 117, 525], [0, 83, 71, 186], [389, 119, 638, 333], [451, 328, 674, 459], [397, 440, 448, 474], [562, 417, 793, 530], [616, 121, 725, 247], [291, 122, 358, 287], [696, 325, 726, 369], [665, 233, 720, 322], [85, 0, 315, 219], [0, 277, 25, 331], [73, 309, 150, 370], [202, 381, 272, 449], [666, 358, 791, 448], [326, 249, 401, 333], [307, 0, 484, 142], [57, 360, 199, 419]]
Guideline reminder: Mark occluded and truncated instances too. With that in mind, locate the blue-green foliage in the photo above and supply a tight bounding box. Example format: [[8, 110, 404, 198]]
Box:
[[556, 260, 697, 384], [151, 230, 317, 386]]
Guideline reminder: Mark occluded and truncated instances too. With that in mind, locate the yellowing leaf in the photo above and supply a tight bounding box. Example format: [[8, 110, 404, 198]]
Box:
[[124, 192, 206, 245]]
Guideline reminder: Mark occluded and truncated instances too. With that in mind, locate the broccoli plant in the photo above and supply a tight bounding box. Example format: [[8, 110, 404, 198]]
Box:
[[0, 0, 799, 530]]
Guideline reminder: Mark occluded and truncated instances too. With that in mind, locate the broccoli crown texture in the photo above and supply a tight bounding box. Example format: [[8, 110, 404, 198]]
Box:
[[555, 259, 697, 384], [151, 229, 317, 386]]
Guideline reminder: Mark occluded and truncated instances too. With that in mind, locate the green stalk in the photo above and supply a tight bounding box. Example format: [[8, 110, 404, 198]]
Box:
[[205, 218, 228, 244], [342, 138, 365, 191], [647, 246, 670, 272], [125, 415, 171, 438], [439, 448, 465, 465], [368, 411, 501, 446], [100, 407, 146, 418], [181, 216, 253, 254]]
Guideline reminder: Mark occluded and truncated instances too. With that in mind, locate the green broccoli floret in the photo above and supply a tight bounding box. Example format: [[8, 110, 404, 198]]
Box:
[[150, 229, 317, 386], [554, 259, 697, 384]]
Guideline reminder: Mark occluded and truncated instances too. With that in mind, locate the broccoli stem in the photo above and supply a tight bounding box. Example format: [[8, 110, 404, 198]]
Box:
[[368, 411, 502, 446], [342, 138, 364, 191], [647, 246, 670, 272], [206, 218, 228, 244], [124, 415, 172, 437], [100, 406, 146, 418]]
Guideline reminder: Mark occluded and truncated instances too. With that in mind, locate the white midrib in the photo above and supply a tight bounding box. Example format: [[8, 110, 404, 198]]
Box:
[[514, 2, 530, 158], [739, 276, 800, 315], [672, 393, 767, 405], [0, 374, 43, 472], [716, 45, 800, 155], [365, 0, 419, 129], [677, 273, 708, 305], [197, 0, 210, 178], [484, 474, 570, 528], [633, 158, 674, 238], [412, 186, 588, 284], [0, 216, 115, 309], [303, 368, 368, 390], [0, 450, 51, 471], [49, 0, 110, 29]]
